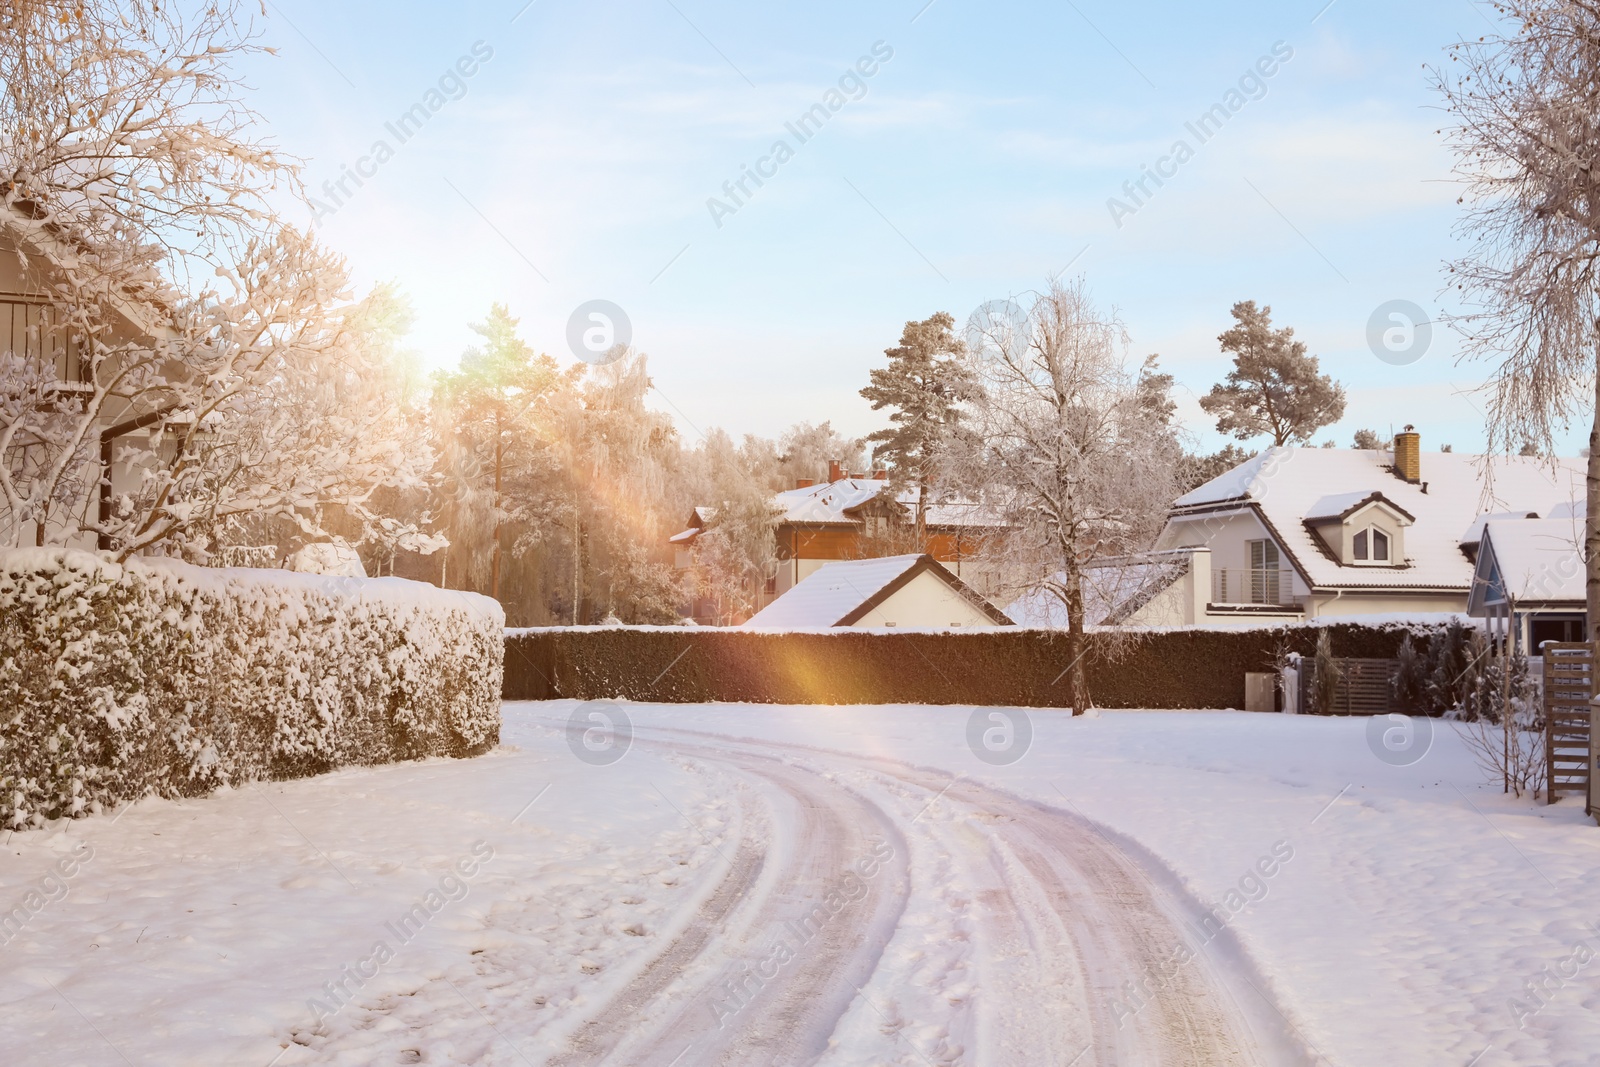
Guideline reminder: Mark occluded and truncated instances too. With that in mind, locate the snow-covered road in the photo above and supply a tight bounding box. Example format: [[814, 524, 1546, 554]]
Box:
[[3, 701, 1598, 1066]]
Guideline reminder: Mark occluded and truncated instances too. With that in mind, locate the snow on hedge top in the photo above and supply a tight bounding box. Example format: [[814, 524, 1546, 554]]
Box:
[[0, 547, 503, 621], [1479, 518, 1585, 602], [744, 554, 924, 628], [1172, 447, 1584, 590]]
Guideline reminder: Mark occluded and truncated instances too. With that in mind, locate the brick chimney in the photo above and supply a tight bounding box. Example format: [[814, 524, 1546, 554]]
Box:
[[870, 468, 886, 480], [1393, 425, 1421, 483], [827, 460, 844, 483], [796, 478, 815, 489]]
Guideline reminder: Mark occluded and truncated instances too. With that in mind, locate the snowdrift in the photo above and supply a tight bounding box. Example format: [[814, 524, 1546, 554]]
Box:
[[0, 549, 503, 829]]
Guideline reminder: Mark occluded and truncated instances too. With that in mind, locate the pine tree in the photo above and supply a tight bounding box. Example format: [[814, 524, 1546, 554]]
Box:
[[1311, 629, 1340, 714], [1393, 634, 1428, 713], [1199, 301, 1347, 446], [860, 313, 978, 541], [1426, 620, 1471, 714]]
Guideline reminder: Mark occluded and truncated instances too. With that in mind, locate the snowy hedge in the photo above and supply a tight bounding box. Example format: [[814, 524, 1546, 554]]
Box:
[[1, 549, 503, 829], [503, 620, 1457, 710]]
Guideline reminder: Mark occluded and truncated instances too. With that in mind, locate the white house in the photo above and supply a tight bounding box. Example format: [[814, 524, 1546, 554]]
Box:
[[1116, 429, 1585, 627], [744, 553, 1013, 630]]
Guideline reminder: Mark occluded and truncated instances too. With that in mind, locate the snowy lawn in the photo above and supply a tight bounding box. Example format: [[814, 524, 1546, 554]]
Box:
[[2, 701, 1597, 1066]]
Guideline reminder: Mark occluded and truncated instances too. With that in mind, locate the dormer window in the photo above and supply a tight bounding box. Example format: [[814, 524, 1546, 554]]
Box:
[[1353, 527, 1390, 563], [1304, 491, 1412, 569]]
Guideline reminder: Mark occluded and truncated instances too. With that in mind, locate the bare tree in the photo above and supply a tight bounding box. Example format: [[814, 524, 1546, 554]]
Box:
[[960, 277, 1184, 714], [1434, 0, 1600, 638]]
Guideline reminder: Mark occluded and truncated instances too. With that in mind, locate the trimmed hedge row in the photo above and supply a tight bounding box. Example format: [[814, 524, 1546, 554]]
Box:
[[1, 549, 504, 829], [503, 620, 1453, 709]]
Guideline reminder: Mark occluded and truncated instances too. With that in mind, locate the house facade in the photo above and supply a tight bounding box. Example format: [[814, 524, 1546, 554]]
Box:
[[1119, 430, 1585, 627], [671, 462, 1006, 622], [744, 553, 1013, 629], [2, 211, 171, 551], [1466, 514, 1586, 652]]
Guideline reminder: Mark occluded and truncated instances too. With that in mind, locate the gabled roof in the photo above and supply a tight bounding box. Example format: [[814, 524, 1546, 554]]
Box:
[[1304, 490, 1415, 524], [1469, 518, 1584, 611], [743, 553, 1012, 628], [1170, 447, 1584, 591]]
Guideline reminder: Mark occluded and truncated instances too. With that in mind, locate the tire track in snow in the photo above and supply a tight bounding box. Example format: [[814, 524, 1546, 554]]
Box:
[[627, 726, 1321, 1067], [547, 741, 910, 1067]]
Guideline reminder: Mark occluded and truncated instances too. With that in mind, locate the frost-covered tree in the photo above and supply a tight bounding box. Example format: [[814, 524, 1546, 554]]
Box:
[[958, 277, 1184, 714], [681, 432, 779, 623], [0, 1, 432, 559], [1178, 443, 1254, 493], [775, 421, 865, 488], [432, 304, 562, 601], [1199, 301, 1346, 446], [860, 312, 978, 539], [556, 352, 684, 623], [1352, 428, 1392, 450], [1434, 2, 1600, 639]]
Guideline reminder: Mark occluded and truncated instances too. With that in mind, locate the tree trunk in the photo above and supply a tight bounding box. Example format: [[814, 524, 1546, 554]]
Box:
[[1064, 558, 1090, 716], [915, 478, 927, 549], [1588, 357, 1600, 644], [491, 415, 503, 602], [571, 516, 588, 625]]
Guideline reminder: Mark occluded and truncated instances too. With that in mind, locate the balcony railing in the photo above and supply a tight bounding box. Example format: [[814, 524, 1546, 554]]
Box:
[[1, 296, 86, 384], [1212, 567, 1300, 607]]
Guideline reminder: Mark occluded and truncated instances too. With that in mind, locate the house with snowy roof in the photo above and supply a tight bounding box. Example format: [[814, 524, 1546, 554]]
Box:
[[1113, 428, 1585, 629], [744, 553, 1012, 629], [2, 205, 178, 551], [1466, 513, 1586, 650], [671, 461, 1007, 622]]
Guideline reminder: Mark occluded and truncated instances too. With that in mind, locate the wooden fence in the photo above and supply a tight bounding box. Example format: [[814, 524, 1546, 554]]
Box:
[[1295, 657, 1400, 716], [1541, 643, 1594, 805]]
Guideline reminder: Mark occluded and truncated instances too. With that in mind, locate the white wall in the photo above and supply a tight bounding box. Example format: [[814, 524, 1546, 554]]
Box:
[[849, 570, 1003, 629]]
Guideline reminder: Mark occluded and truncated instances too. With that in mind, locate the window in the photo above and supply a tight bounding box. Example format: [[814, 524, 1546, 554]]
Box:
[[1353, 526, 1390, 564], [1247, 539, 1281, 604], [1249, 539, 1279, 569]]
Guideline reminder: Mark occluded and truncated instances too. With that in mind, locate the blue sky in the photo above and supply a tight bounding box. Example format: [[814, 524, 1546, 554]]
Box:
[[241, 0, 1558, 454]]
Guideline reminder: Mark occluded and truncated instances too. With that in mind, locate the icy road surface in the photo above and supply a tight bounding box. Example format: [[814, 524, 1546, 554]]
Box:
[[3, 701, 1598, 1066]]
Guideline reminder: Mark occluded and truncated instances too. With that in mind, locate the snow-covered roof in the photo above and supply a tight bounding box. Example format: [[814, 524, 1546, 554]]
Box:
[[1007, 551, 1192, 627], [1171, 447, 1584, 591], [1478, 518, 1584, 604], [771, 479, 995, 528], [743, 553, 1007, 628], [1458, 511, 1538, 549]]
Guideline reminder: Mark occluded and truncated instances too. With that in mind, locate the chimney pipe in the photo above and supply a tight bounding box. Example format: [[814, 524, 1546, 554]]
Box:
[[827, 460, 844, 483], [1394, 425, 1421, 483]]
